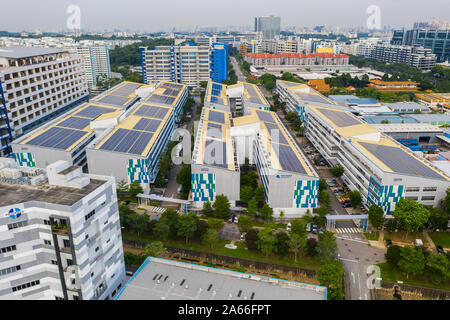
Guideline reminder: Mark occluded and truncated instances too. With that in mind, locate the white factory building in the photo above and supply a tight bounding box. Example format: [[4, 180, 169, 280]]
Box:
[[0, 158, 126, 300], [0, 47, 89, 157]]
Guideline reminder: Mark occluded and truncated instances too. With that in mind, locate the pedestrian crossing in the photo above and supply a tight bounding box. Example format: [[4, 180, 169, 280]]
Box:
[[148, 206, 166, 214], [335, 227, 361, 234]]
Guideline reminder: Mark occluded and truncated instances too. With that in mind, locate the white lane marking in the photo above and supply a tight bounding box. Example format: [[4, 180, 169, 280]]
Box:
[[339, 257, 359, 263], [336, 236, 368, 244], [351, 272, 355, 284]]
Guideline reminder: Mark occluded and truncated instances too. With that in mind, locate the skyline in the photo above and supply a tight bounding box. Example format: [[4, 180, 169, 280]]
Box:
[[1, 0, 449, 33]]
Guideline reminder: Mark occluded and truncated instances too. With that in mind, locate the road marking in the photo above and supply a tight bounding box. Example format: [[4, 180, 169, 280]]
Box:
[[335, 228, 362, 234], [365, 293, 368, 300], [351, 272, 355, 284], [336, 236, 368, 244], [339, 257, 359, 263]]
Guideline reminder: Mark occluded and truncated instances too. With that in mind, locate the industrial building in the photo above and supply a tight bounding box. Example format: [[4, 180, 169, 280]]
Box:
[[76, 45, 111, 88], [11, 81, 187, 189], [0, 47, 89, 157], [140, 42, 228, 87], [276, 80, 450, 214], [116, 257, 327, 300], [0, 158, 126, 300]]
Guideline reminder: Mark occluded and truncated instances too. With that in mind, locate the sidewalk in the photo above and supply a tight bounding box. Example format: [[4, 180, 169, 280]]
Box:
[[368, 231, 386, 250], [423, 230, 437, 252]]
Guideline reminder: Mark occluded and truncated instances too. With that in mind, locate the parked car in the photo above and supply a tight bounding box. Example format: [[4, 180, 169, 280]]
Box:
[[123, 200, 130, 205], [286, 222, 292, 232], [306, 223, 311, 232], [312, 225, 318, 234], [385, 239, 392, 248], [240, 233, 247, 241], [319, 227, 324, 234], [233, 216, 239, 224], [342, 203, 351, 208], [150, 189, 163, 196], [177, 186, 182, 194], [437, 245, 444, 254]]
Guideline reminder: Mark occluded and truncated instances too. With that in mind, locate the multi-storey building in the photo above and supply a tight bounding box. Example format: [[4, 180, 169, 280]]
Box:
[[244, 53, 349, 67], [0, 47, 89, 157], [391, 28, 450, 62], [76, 45, 111, 88], [276, 80, 450, 214], [11, 81, 187, 190], [367, 80, 419, 92], [369, 44, 437, 71], [140, 42, 228, 87], [254, 16, 281, 39], [0, 158, 126, 300]]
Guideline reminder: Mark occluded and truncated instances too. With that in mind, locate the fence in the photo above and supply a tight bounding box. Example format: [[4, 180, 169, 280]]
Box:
[[379, 281, 449, 300]]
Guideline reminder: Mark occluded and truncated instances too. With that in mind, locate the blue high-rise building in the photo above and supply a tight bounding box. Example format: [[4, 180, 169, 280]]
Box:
[[210, 43, 229, 83]]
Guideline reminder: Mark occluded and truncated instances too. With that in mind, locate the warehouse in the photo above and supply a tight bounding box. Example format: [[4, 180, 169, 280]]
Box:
[[117, 257, 327, 300]]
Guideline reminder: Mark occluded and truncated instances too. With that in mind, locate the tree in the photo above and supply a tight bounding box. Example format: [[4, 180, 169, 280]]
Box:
[[318, 191, 331, 209], [254, 186, 266, 207], [385, 245, 402, 266], [176, 165, 191, 199], [129, 181, 143, 199], [208, 218, 225, 231], [245, 228, 260, 251], [160, 208, 179, 238], [257, 227, 277, 257], [116, 180, 128, 197], [331, 165, 344, 177], [259, 204, 273, 222], [240, 171, 258, 190], [427, 207, 448, 230], [318, 179, 328, 192], [348, 190, 362, 209], [317, 261, 345, 300], [425, 253, 450, 284], [144, 241, 166, 257], [306, 238, 318, 257], [153, 220, 171, 241], [176, 212, 199, 244], [443, 187, 450, 214], [237, 216, 253, 234], [119, 205, 131, 229], [275, 231, 291, 255], [244, 200, 258, 216], [398, 246, 426, 278], [202, 228, 219, 249], [290, 218, 307, 238], [240, 185, 254, 205], [212, 195, 231, 219], [127, 214, 149, 237], [194, 219, 209, 240], [392, 198, 430, 240], [279, 210, 285, 223], [368, 204, 385, 230], [202, 200, 214, 217], [316, 231, 338, 263], [289, 234, 307, 262]]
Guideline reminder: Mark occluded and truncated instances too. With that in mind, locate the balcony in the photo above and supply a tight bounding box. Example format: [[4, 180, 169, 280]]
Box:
[[51, 224, 68, 235]]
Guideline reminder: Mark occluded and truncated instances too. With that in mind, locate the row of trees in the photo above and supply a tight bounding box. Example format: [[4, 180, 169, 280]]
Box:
[[154, 141, 178, 188], [386, 245, 450, 285]]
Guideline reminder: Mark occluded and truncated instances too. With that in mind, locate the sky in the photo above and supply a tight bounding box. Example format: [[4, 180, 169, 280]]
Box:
[[1, 0, 449, 32]]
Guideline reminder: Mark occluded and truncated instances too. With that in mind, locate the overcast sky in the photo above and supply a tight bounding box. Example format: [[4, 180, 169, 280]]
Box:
[[1, 0, 449, 32]]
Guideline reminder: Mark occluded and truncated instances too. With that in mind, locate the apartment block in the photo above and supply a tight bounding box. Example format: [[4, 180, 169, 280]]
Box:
[[0, 158, 126, 300], [0, 47, 89, 157], [76, 45, 111, 88], [244, 53, 349, 67], [369, 44, 437, 71]]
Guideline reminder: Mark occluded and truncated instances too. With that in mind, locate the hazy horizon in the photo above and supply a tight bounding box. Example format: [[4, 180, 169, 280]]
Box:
[[1, 0, 449, 32]]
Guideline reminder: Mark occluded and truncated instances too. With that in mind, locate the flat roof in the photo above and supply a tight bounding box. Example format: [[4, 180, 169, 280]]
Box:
[[277, 80, 335, 105], [94, 81, 143, 108], [0, 178, 106, 207], [383, 102, 430, 112], [0, 46, 66, 59], [143, 81, 186, 107], [117, 257, 326, 300], [243, 82, 270, 107], [408, 114, 450, 123], [362, 116, 418, 124], [205, 82, 229, 106]]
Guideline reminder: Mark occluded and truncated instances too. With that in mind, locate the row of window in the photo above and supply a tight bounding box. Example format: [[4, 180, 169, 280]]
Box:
[[405, 186, 437, 192], [12, 280, 40, 292], [0, 245, 16, 254], [0, 265, 21, 276], [7, 221, 27, 230], [406, 195, 436, 201]]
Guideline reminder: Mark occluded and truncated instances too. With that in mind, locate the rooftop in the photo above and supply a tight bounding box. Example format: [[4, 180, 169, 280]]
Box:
[[94, 81, 144, 108], [277, 80, 335, 105], [0, 46, 66, 59], [117, 257, 327, 300]]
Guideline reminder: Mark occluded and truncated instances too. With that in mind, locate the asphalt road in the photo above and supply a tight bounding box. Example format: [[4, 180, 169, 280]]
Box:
[[231, 57, 246, 82]]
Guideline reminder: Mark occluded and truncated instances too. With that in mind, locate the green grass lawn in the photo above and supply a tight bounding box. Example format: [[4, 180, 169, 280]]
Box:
[[428, 232, 450, 248], [384, 231, 425, 244], [378, 262, 450, 291], [363, 232, 379, 241], [122, 232, 321, 271]]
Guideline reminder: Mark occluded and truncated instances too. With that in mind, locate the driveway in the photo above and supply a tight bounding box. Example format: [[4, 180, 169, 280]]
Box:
[[218, 222, 241, 240]]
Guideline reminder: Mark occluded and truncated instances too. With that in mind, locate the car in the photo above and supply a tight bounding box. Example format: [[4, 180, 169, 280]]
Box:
[[312, 225, 318, 234], [240, 232, 247, 241], [177, 186, 182, 194], [385, 239, 392, 248], [123, 200, 130, 205], [150, 189, 163, 196], [233, 216, 239, 223], [342, 203, 351, 208], [319, 227, 324, 234], [306, 223, 311, 232], [437, 245, 444, 254]]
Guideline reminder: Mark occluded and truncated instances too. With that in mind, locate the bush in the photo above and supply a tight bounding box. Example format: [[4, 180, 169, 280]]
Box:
[[275, 231, 291, 255], [385, 245, 402, 266], [306, 238, 318, 256], [245, 228, 260, 251]]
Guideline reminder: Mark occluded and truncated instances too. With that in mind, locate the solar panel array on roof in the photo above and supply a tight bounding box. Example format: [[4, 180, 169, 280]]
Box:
[[162, 88, 180, 97], [296, 93, 330, 104], [204, 139, 227, 168], [207, 122, 222, 129], [264, 122, 289, 145], [208, 110, 225, 124], [210, 96, 223, 104], [271, 142, 307, 174], [206, 125, 222, 139], [133, 118, 162, 132], [99, 128, 154, 155], [256, 110, 275, 123], [57, 116, 91, 130], [358, 142, 445, 180], [146, 95, 176, 105], [134, 105, 169, 119], [26, 127, 88, 150], [160, 82, 183, 90], [75, 105, 117, 119], [316, 107, 361, 127], [212, 83, 222, 91], [244, 83, 257, 96], [97, 94, 131, 107], [249, 97, 263, 104], [113, 83, 141, 96]]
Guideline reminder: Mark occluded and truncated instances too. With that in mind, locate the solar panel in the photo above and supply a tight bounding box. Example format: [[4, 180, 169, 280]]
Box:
[[134, 105, 169, 119], [114, 130, 142, 153], [53, 130, 88, 149], [249, 97, 263, 104], [359, 142, 445, 179], [113, 83, 141, 96], [133, 118, 162, 132], [316, 107, 361, 127], [210, 96, 223, 104], [256, 110, 275, 123], [297, 93, 330, 104], [145, 119, 162, 132], [97, 94, 131, 107], [244, 83, 257, 96], [271, 142, 306, 174], [207, 122, 222, 129], [26, 127, 87, 150], [75, 105, 116, 119], [264, 122, 289, 145], [128, 132, 154, 155], [208, 110, 225, 124], [57, 116, 91, 130], [211, 89, 221, 96], [99, 128, 129, 151], [146, 94, 176, 105], [204, 139, 227, 168], [26, 127, 64, 146], [206, 125, 222, 139]]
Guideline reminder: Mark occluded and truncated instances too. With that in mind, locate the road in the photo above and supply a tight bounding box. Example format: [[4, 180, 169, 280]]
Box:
[[231, 57, 246, 82]]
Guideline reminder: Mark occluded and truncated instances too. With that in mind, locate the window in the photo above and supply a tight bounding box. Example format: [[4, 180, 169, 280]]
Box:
[[51, 260, 58, 265], [421, 196, 435, 201], [44, 240, 51, 245], [406, 187, 420, 192], [43, 220, 51, 225], [12, 280, 40, 292], [0, 245, 16, 254], [112, 290, 117, 297], [7, 221, 27, 230], [55, 296, 64, 300], [423, 187, 437, 192], [63, 239, 71, 248], [0, 265, 21, 276], [73, 295, 79, 300], [66, 259, 73, 266], [85, 210, 96, 221]]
